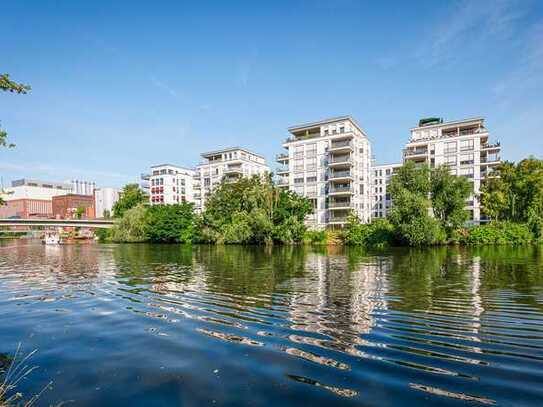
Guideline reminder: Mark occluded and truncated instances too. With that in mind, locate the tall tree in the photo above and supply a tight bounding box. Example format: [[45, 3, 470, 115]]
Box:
[[112, 184, 148, 218], [389, 161, 444, 246], [430, 165, 472, 234]]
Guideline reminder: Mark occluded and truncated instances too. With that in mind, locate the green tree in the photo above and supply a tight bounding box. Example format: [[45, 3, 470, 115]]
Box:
[[144, 202, 195, 243], [197, 175, 312, 244], [74, 207, 85, 219], [481, 158, 543, 237], [389, 161, 444, 246], [110, 204, 147, 242], [430, 165, 472, 235], [112, 184, 147, 218]]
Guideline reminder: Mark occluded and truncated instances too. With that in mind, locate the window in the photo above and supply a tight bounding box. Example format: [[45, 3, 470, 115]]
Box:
[[306, 176, 317, 183], [460, 139, 474, 151], [445, 155, 456, 166], [294, 177, 304, 184], [460, 153, 474, 165], [445, 142, 457, 154]]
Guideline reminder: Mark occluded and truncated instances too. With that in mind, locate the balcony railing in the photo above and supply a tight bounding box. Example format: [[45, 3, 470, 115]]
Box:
[[276, 166, 289, 173], [481, 156, 500, 163], [328, 216, 349, 223], [403, 148, 428, 157], [276, 178, 289, 185], [329, 170, 352, 179], [481, 142, 501, 150], [328, 201, 353, 208], [330, 140, 352, 149], [276, 153, 289, 161], [329, 156, 352, 164], [329, 186, 354, 194]]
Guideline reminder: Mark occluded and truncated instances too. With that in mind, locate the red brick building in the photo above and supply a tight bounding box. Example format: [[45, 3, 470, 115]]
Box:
[[52, 194, 95, 219], [0, 199, 53, 218]]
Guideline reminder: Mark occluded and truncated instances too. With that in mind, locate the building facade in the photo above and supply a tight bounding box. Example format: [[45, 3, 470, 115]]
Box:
[[0, 199, 53, 219], [403, 117, 501, 223], [276, 116, 372, 229], [2, 179, 72, 201], [52, 194, 95, 219], [94, 187, 119, 218], [149, 164, 195, 205], [371, 163, 402, 219], [194, 147, 269, 211]]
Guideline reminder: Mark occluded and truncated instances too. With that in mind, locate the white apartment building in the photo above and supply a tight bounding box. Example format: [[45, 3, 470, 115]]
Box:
[[149, 164, 195, 205], [193, 147, 270, 211], [403, 117, 501, 223], [372, 163, 402, 219], [94, 187, 119, 218], [276, 116, 372, 229]]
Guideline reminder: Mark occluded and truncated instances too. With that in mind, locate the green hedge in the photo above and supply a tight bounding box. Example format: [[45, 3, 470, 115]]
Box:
[[461, 222, 535, 245]]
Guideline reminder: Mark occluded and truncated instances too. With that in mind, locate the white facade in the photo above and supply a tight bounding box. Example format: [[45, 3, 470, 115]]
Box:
[[194, 147, 270, 211], [149, 164, 195, 205], [94, 187, 119, 218], [71, 179, 96, 196], [371, 163, 402, 219], [277, 116, 372, 229], [404, 117, 501, 223], [1, 179, 72, 201]]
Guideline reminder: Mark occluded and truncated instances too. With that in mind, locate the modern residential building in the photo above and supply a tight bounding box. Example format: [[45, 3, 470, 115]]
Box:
[[52, 194, 95, 219], [71, 179, 96, 196], [371, 163, 402, 219], [94, 187, 119, 218], [276, 116, 372, 229], [194, 147, 269, 211], [403, 117, 501, 223], [149, 164, 195, 205]]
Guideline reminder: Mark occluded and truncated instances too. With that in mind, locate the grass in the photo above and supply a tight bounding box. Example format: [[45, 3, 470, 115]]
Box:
[[0, 344, 52, 407]]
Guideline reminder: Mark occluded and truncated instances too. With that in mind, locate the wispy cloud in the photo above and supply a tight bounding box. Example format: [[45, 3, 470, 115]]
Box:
[[150, 75, 180, 98], [416, 0, 526, 67]]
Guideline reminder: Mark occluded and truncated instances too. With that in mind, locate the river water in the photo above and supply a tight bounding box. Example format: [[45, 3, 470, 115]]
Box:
[[0, 241, 542, 406]]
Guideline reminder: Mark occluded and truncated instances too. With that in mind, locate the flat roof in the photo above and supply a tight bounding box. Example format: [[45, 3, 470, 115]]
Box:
[[287, 115, 366, 135], [200, 146, 265, 160], [150, 163, 194, 172], [411, 117, 484, 131], [373, 162, 402, 169], [11, 178, 72, 188]]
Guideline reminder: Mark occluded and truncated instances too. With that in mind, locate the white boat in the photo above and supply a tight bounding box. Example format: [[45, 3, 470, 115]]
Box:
[[42, 233, 62, 245]]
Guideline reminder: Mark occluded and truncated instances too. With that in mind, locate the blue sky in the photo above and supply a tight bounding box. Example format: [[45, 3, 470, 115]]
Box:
[[1, 0, 542, 188]]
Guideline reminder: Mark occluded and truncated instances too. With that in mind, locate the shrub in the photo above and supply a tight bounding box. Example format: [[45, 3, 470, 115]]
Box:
[[303, 230, 327, 245], [462, 222, 535, 245], [342, 214, 395, 247]]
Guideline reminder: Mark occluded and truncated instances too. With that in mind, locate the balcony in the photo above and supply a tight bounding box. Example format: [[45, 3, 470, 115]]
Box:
[[480, 155, 501, 164], [328, 185, 354, 196], [224, 165, 243, 175], [328, 155, 353, 167], [481, 142, 501, 150], [403, 148, 428, 157], [328, 170, 353, 182], [328, 201, 353, 210], [328, 215, 349, 224], [329, 140, 353, 153], [276, 153, 289, 162], [276, 165, 289, 175], [276, 178, 289, 187]]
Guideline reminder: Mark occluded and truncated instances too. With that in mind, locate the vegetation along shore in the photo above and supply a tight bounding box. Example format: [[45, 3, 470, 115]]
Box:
[[98, 157, 543, 247]]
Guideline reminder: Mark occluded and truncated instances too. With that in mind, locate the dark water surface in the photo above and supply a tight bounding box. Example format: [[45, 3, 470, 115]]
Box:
[[1, 242, 542, 406]]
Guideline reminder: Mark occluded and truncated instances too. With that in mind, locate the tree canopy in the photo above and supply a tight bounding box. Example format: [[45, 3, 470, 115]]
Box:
[[112, 184, 148, 218], [1, 73, 30, 149]]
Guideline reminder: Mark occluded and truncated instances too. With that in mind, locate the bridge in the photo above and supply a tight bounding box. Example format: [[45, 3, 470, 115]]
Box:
[[0, 218, 115, 228]]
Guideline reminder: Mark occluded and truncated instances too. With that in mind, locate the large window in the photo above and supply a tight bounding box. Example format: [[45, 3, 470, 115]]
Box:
[[460, 139, 474, 151], [445, 142, 457, 154], [460, 153, 474, 165], [445, 155, 456, 166]]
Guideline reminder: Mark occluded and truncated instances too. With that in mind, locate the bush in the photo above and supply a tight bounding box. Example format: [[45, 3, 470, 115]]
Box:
[[144, 203, 195, 243], [303, 230, 327, 245], [342, 214, 395, 247], [110, 204, 147, 242], [462, 222, 535, 245]]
